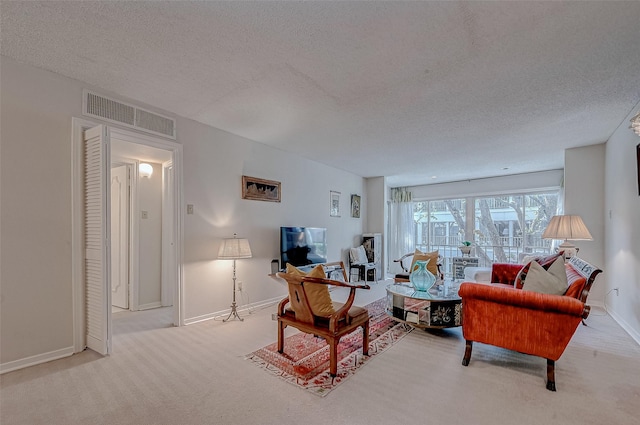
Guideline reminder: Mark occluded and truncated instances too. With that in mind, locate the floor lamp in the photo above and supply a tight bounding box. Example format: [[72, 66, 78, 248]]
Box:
[[218, 234, 252, 322]]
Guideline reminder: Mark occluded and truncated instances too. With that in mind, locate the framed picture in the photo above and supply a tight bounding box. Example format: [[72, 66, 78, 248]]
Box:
[[330, 191, 341, 217], [242, 176, 281, 202], [351, 194, 361, 218]]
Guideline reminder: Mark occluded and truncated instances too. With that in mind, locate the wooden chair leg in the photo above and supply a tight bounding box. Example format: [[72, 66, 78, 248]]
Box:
[[362, 321, 370, 356], [277, 320, 285, 353], [546, 359, 556, 391], [329, 339, 339, 377], [462, 340, 473, 366]]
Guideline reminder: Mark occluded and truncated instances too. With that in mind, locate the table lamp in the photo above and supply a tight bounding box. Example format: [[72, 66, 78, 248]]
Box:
[[542, 215, 592, 258], [218, 233, 252, 322]]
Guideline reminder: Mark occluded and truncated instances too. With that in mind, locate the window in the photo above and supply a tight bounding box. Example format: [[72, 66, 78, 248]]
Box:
[[412, 191, 558, 274]]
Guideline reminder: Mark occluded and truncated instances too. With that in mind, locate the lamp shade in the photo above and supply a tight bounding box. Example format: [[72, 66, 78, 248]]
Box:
[[218, 235, 252, 259], [542, 215, 593, 241]]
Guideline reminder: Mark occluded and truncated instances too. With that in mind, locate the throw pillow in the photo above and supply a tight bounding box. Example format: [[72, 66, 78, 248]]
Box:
[[410, 249, 439, 276], [285, 264, 335, 317], [350, 245, 368, 265], [522, 257, 568, 295], [514, 252, 562, 289]]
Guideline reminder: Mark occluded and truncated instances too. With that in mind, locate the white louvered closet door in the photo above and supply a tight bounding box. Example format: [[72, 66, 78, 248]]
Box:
[[84, 125, 112, 355]]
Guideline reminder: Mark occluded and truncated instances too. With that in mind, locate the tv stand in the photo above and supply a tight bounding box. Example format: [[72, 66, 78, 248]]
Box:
[[270, 261, 346, 281]]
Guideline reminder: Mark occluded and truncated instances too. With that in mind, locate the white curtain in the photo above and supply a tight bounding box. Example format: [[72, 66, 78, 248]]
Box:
[[388, 187, 415, 274]]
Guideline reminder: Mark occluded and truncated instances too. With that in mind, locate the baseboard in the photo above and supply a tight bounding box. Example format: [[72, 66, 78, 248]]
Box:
[[0, 346, 74, 374], [606, 308, 640, 346], [138, 301, 162, 311], [185, 295, 282, 325]]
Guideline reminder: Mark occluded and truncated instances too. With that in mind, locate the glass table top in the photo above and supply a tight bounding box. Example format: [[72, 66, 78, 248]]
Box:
[[386, 282, 461, 301]]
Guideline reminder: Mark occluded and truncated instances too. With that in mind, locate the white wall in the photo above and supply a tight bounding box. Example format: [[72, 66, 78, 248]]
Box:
[[365, 176, 386, 271], [0, 56, 365, 367], [179, 116, 365, 322], [564, 144, 606, 304], [407, 170, 564, 200], [1, 57, 81, 366], [604, 106, 640, 344]]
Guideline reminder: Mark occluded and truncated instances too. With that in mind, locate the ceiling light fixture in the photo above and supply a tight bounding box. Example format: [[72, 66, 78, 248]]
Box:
[[631, 111, 640, 136]]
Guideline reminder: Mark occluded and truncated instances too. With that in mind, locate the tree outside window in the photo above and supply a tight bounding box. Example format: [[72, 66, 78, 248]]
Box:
[[412, 191, 558, 269]]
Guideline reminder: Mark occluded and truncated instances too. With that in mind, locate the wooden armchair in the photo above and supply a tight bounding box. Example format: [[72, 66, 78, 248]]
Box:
[[393, 250, 444, 283], [276, 262, 370, 377]]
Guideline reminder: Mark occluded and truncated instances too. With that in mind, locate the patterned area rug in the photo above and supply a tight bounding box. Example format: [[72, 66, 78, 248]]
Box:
[[246, 297, 413, 396]]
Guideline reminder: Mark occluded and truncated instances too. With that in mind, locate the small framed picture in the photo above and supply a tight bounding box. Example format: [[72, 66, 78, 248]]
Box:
[[330, 191, 341, 217], [351, 194, 361, 218], [242, 176, 281, 202]]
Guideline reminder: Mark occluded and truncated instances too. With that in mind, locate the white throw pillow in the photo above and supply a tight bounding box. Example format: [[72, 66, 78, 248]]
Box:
[[522, 257, 568, 295], [350, 245, 368, 265]]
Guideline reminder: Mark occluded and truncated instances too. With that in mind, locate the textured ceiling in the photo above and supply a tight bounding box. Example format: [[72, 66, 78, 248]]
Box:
[[2, 1, 640, 187]]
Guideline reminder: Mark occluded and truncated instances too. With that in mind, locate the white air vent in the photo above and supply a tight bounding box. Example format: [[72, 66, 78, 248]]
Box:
[[83, 90, 176, 139]]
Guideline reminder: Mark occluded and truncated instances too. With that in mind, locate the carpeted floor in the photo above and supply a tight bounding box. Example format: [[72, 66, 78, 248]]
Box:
[[1, 280, 639, 425]]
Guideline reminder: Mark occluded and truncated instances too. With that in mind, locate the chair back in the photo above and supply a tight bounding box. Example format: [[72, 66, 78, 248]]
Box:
[[276, 273, 316, 324]]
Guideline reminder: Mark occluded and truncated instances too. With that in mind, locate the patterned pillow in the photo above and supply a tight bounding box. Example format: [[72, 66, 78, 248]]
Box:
[[514, 253, 562, 289], [285, 264, 335, 317]]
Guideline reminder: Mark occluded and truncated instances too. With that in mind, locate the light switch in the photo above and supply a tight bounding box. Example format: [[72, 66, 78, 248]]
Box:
[[141, 210, 149, 219], [187, 204, 194, 214]]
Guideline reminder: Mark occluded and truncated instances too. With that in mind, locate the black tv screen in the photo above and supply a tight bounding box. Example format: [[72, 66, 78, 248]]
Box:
[[280, 227, 327, 268]]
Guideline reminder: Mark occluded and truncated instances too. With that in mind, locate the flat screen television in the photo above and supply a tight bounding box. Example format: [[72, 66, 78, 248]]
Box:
[[280, 227, 327, 268]]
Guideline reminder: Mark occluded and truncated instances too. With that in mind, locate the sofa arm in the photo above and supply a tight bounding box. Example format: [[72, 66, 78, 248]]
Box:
[[459, 282, 585, 316], [490, 263, 523, 285]]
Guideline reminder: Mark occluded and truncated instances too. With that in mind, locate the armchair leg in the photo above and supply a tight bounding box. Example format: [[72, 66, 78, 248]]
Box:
[[462, 340, 473, 366], [329, 339, 339, 377], [277, 320, 285, 353], [362, 321, 370, 356], [546, 359, 556, 391]]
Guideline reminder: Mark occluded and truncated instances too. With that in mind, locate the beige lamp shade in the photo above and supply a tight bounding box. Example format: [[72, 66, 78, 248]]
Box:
[[542, 215, 593, 241], [218, 234, 252, 259], [542, 215, 592, 258]]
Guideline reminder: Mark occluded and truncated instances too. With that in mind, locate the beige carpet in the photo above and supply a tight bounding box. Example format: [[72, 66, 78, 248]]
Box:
[[2, 280, 639, 425]]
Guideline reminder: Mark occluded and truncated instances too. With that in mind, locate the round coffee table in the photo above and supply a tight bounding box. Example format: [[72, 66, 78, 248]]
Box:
[[385, 282, 462, 329]]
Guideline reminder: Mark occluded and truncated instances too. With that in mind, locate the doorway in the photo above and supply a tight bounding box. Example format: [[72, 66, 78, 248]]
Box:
[[72, 117, 184, 355]]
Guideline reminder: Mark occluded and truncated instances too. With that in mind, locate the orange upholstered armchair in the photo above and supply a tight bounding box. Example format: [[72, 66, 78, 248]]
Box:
[[459, 256, 601, 391]]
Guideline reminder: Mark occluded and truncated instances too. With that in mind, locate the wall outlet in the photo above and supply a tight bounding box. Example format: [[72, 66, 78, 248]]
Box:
[[271, 313, 277, 321], [237, 281, 243, 291], [187, 204, 194, 214]]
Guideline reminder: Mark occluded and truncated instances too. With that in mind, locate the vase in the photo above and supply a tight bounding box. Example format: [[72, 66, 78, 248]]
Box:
[[459, 245, 472, 256], [409, 259, 436, 292]]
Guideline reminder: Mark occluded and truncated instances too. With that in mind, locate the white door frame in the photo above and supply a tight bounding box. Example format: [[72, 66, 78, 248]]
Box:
[[72, 117, 184, 354], [161, 160, 176, 309]]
